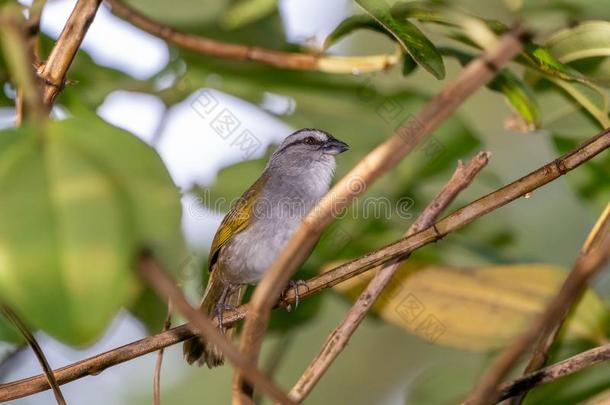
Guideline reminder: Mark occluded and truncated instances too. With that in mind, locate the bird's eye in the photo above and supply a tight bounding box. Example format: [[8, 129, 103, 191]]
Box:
[[303, 137, 316, 145]]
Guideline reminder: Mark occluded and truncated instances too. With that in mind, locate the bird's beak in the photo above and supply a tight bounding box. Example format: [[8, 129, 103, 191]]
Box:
[[323, 137, 349, 155]]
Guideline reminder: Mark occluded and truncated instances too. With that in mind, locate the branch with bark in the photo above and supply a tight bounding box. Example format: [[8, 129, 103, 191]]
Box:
[[0, 5, 45, 125], [138, 253, 294, 405], [509, 203, 610, 405], [104, 0, 399, 74], [0, 306, 66, 405], [232, 26, 526, 401], [2, 120, 608, 403], [496, 343, 610, 402], [466, 204, 610, 405], [288, 151, 491, 402], [37, 0, 102, 108]]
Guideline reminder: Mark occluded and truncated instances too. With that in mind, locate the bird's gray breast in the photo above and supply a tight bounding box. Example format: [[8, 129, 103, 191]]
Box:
[[221, 160, 334, 284]]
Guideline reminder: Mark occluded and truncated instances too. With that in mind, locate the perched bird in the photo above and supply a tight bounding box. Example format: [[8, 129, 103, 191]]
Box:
[[183, 128, 349, 367]]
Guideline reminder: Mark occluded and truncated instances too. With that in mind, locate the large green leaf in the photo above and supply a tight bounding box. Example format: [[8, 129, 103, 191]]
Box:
[[0, 115, 184, 345], [355, 0, 445, 79], [330, 262, 608, 350]]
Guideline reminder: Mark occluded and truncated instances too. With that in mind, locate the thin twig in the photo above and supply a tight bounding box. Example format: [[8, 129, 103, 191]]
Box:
[[233, 26, 526, 401], [103, 0, 400, 74], [496, 344, 610, 402], [466, 205, 610, 405], [288, 151, 491, 402], [37, 0, 102, 108], [0, 6, 45, 125], [24, 0, 46, 63], [152, 302, 172, 405], [0, 126, 608, 402], [137, 252, 295, 405], [510, 203, 610, 405], [0, 306, 66, 405]]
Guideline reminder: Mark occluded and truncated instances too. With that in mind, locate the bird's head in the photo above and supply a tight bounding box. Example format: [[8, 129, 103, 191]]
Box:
[[268, 129, 349, 172]]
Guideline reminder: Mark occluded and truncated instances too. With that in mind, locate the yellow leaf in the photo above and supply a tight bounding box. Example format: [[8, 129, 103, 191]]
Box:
[[327, 262, 608, 351]]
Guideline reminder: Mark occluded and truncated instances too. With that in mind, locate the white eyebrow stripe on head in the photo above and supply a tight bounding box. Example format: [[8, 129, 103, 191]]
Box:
[[277, 129, 329, 151]]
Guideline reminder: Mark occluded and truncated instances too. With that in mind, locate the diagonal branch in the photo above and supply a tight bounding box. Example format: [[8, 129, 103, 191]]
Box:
[[233, 26, 525, 401], [496, 343, 610, 402], [509, 203, 610, 405], [137, 252, 295, 405], [0, 306, 66, 405], [104, 0, 400, 74], [288, 151, 491, 402], [0, 125, 608, 402], [466, 204, 610, 405], [37, 0, 102, 108]]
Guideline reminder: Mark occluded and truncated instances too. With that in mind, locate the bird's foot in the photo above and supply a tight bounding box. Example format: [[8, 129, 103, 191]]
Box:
[[281, 280, 309, 312], [213, 302, 236, 329]]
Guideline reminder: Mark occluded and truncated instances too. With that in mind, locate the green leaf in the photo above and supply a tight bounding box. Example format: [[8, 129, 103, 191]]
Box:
[[441, 47, 540, 127], [547, 75, 610, 127], [0, 313, 22, 344], [355, 0, 445, 79], [0, 115, 184, 345], [123, 0, 228, 27], [546, 21, 610, 64], [330, 262, 608, 350], [402, 53, 419, 76], [324, 15, 385, 49], [220, 0, 277, 30]]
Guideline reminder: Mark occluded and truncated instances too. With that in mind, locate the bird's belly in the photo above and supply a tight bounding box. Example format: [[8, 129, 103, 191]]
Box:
[[221, 217, 301, 284]]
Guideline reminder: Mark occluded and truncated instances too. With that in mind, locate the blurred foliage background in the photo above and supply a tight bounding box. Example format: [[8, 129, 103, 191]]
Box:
[[0, 0, 609, 403]]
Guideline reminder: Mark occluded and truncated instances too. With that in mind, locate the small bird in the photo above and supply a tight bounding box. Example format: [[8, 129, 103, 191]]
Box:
[[183, 128, 348, 367]]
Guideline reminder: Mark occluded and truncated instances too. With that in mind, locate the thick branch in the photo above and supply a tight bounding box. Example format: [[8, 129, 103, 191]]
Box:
[[37, 0, 102, 107], [233, 25, 526, 402], [137, 254, 294, 405], [466, 205, 610, 405], [104, 0, 399, 74], [288, 151, 491, 402], [0, 126, 608, 402]]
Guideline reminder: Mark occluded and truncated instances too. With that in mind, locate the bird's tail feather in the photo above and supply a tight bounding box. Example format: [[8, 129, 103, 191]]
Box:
[[182, 272, 245, 367]]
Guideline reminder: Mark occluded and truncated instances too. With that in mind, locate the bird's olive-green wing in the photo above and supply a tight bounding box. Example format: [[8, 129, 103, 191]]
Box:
[[208, 173, 268, 270]]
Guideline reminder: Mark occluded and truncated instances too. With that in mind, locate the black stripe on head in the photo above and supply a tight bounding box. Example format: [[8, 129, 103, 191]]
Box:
[[277, 129, 331, 151]]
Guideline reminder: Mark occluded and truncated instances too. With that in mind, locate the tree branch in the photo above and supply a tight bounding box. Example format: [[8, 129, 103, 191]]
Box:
[[466, 204, 610, 405], [0, 5, 45, 125], [509, 203, 610, 405], [288, 151, 491, 402], [496, 343, 610, 402], [103, 0, 401, 74], [233, 26, 526, 401], [37, 0, 102, 108], [0, 125, 608, 403], [0, 306, 66, 405], [152, 302, 172, 405], [137, 253, 295, 405]]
